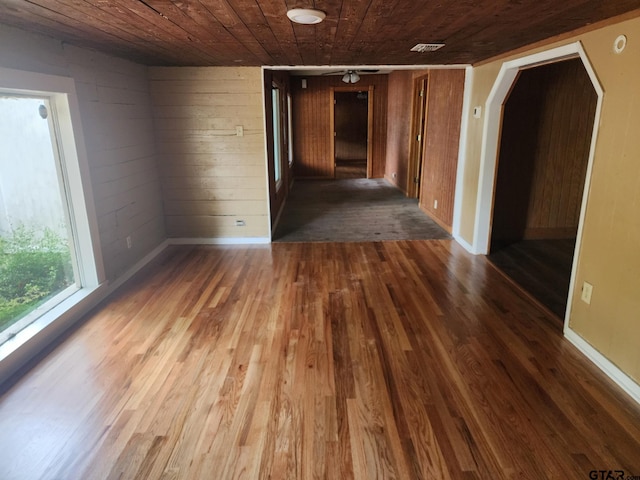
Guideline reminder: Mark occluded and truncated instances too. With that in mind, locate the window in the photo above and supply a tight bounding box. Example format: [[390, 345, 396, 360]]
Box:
[[0, 68, 104, 358], [272, 84, 283, 189], [287, 93, 293, 167], [0, 96, 79, 343]]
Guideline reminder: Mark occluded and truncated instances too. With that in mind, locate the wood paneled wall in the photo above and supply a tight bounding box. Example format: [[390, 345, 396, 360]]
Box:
[[149, 67, 269, 239], [290, 74, 388, 178], [419, 69, 466, 230], [385, 71, 414, 193], [492, 59, 597, 243]]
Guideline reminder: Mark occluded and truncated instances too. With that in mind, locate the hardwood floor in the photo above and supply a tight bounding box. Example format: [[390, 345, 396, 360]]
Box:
[[1, 241, 639, 479], [488, 239, 576, 320]]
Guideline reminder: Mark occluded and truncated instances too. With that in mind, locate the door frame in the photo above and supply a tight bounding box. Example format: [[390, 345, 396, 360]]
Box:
[[407, 74, 429, 198], [330, 85, 374, 178], [472, 41, 603, 330]]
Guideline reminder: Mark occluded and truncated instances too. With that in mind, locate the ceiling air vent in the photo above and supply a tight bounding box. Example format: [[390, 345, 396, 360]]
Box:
[[410, 43, 445, 53]]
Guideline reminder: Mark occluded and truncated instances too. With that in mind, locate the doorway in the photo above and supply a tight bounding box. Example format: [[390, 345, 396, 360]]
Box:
[[407, 75, 429, 198], [331, 87, 373, 179], [488, 58, 598, 321]]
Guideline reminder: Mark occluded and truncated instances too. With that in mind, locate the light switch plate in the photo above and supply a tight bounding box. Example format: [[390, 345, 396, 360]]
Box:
[[581, 281, 593, 304]]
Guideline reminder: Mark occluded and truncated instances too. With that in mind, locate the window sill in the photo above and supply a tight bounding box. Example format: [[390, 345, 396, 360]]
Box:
[[0, 282, 108, 384]]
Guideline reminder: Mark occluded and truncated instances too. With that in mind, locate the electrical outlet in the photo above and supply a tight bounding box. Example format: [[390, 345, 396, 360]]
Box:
[[236, 125, 244, 137], [581, 281, 593, 304], [126, 235, 132, 249], [434, 199, 438, 209]]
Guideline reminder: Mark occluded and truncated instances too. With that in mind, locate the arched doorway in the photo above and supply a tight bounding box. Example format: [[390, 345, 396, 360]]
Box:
[[488, 58, 598, 321], [473, 42, 603, 328]]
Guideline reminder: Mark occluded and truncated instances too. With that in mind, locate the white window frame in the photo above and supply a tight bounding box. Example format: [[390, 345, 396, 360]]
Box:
[[0, 67, 106, 382], [271, 83, 283, 191]]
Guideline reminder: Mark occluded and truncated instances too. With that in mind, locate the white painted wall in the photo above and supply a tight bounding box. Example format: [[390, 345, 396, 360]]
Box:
[[0, 24, 166, 281]]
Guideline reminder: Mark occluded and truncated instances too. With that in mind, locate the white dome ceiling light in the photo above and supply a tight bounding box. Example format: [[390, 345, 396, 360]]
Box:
[[286, 8, 326, 25]]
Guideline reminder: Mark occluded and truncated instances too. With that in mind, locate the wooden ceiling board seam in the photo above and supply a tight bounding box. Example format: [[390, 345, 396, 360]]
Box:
[[33, 0, 190, 64], [195, 0, 274, 64], [309, 0, 342, 65], [332, 0, 374, 49], [100, 0, 222, 65], [170, 2, 270, 65], [220, 0, 288, 64], [1, 0, 167, 64], [254, 0, 303, 65]]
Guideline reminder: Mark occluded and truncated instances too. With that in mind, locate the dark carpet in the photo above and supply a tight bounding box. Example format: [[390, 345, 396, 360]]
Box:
[[273, 178, 451, 242]]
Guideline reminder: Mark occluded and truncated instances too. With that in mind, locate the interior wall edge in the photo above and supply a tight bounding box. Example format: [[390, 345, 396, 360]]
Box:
[[452, 66, 474, 241], [565, 327, 640, 406]]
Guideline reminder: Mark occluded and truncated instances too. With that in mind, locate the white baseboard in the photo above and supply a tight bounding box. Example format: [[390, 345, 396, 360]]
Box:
[[564, 327, 640, 405], [106, 239, 170, 293], [453, 233, 475, 254], [169, 237, 271, 245]]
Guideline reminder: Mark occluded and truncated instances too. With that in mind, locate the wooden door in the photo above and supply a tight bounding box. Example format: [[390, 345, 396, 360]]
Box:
[[407, 76, 428, 198]]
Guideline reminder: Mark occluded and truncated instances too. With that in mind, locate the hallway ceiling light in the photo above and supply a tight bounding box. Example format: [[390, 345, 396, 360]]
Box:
[[342, 71, 360, 84], [286, 8, 326, 25]]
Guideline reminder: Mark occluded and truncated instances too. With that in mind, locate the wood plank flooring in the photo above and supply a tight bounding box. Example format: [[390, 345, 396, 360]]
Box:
[[488, 239, 576, 320], [1, 240, 639, 479]]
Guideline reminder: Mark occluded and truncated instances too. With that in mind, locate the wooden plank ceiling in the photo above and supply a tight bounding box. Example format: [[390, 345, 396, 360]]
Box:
[[1, 0, 640, 66]]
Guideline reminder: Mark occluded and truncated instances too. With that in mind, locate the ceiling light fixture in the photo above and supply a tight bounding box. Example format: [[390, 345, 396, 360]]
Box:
[[286, 8, 326, 25], [342, 71, 360, 84]]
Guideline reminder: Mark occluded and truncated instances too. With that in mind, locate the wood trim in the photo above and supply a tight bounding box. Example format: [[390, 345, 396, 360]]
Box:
[[331, 85, 375, 179], [329, 87, 335, 178], [367, 85, 374, 179], [407, 75, 429, 198]]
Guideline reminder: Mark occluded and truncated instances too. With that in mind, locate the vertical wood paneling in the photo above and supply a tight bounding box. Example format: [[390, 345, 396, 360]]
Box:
[[419, 69, 466, 230], [0, 25, 166, 282], [149, 67, 269, 239], [492, 59, 598, 243], [385, 70, 415, 193], [291, 74, 388, 179]]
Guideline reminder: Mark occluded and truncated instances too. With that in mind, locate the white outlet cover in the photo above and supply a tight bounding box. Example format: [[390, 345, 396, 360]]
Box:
[[581, 281, 593, 304]]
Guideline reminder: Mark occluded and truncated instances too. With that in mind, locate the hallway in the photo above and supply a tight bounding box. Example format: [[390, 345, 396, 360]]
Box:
[[273, 179, 450, 242]]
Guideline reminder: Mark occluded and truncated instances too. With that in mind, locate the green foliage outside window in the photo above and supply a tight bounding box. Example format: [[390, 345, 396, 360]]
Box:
[[0, 225, 74, 331]]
